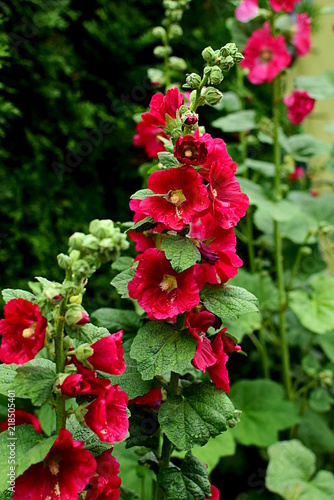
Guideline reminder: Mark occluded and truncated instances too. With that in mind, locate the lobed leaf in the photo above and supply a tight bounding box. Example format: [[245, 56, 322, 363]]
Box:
[[201, 284, 258, 321], [161, 235, 201, 272]]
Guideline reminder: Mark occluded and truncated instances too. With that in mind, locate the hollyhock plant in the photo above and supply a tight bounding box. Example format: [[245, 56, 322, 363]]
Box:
[[240, 23, 292, 84], [86, 450, 121, 500], [58, 373, 93, 397], [88, 331, 126, 375], [235, 0, 259, 22], [0, 409, 42, 433], [13, 429, 96, 499], [0, 298, 47, 364], [84, 384, 129, 443], [139, 168, 210, 231], [140, 87, 184, 129], [292, 13, 312, 57], [269, 0, 301, 12], [128, 248, 200, 320], [284, 89, 315, 124]]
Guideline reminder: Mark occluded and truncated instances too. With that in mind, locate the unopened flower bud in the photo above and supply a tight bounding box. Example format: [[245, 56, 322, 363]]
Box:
[[202, 86, 223, 105], [168, 23, 183, 39], [209, 65, 224, 85], [73, 343, 94, 364], [68, 232, 85, 250], [65, 304, 90, 327], [82, 234, 100, 252], [169, 9, 183, 22], [69, 294, 83, 304], [152, 26, 166, 40], [183, 113, 198, 127], [221, 42, 237, 57], [220, 55, 235, 71], [57, 253, 72, 270], [300, 246, 312, 256], [201, 46, 215, 63], [235, 52, 244, 63], [185, 73, 201, 89], [89, 219, 115, 239], [72, 259, 91, 279], [44, 283, 63, 303], [169, 56, 187, 72], [69, 249, 81, 262], [153, 45, 172, 59]]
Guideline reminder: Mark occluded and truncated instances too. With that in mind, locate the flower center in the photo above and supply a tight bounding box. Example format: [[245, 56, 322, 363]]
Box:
[[183, 146, 195, 158], [212, 189, 218, 198], [168, 189, 186, 206], [22, 323, 37, 338], [47, 457, 60, 476], [260, 49, 272, 62], [159, 275, 178, 293]]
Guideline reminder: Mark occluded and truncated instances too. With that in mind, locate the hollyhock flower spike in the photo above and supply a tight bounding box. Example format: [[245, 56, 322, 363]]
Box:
[[240, 23, 292, 84], [235, 0, 259, 22], [284, 90, 315, 124], [269, 0, 301, 12], [13, 428, 96, 499], [0, 298, 47, 364], [292, 13, 312, 57], [86, 450, 121, 500], [128, 248, 200, 320]]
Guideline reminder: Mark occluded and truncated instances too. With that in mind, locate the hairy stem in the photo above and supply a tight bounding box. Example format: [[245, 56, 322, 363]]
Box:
[[55, 298, 67, 432]]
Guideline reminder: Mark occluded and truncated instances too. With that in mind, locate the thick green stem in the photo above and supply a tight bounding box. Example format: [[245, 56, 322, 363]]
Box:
[[272, 76, 292, 401], [189, 74, 208, 112], [55, 297, 68, 432]]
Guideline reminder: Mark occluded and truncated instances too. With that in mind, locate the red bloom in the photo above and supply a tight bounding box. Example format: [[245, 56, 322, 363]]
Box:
[[269, 0, 301, 12], [86, 450, 121, 500], [134, 120, 166, 158], [66, 357, 112, 396], [0, 409, 42, 433], [174, 135, 208, 166], [288, 166, 305, 181], [140, 87, 184, 128], [208, 163, 249, 230], [14, 429, 96, 500], [205, 485, 220, 500], [59, 373, 93, 397], [128, 230, 157, 253], [235, 0, 259, 22], [207, 329, 241, 394], [0, 298, 47, 364], [186, 310, 217, 372], [128, 248, 200, 320], [240, 23, 292, 84], [284, 90, 315, 124], [84, 385, 129, 443], [129, 388, 162, 408], [292, 14, 312, 57], [88, 331, 125, 375], [139, 168, 210, 231]]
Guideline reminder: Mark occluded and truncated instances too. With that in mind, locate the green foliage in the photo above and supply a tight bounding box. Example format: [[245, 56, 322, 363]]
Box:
[[295, 72, 334, 99], [0, 365, 17, 396], [201, 284, 259, 321], [1, 289, 36, 304], [91, 307, 141, 332], [161, 235, 201, 272], [12, 359, 56, 406], [211, 110, 257, 132], [110, 263, 138, 299]]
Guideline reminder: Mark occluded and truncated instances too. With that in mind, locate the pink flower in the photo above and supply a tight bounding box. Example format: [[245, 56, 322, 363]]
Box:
[[134, 121, 166, 159], [129, 388, 162, 408], [59, 373, 93, 397], [139, 168, 210, 231], [186, 310, 218, 372], [140, 87, 184, 128], [207, 329, 241, 394], [88, 331, 125, 375], [288, 166, 305, 181], [284, 89, 315, 124], [205, 484, 220, 500], [208, 162, 249, 230], [86, 450, 121, 500], [174, 134, 208, 166], [235, 0, 259, 22], [292, 13, 312, 57], [128, 248, 200, 320], [0, 298, 47, 364], [13, 429, 96, 499], [84, 384, 129, 443], [269, 0, 301, 12], [240, 23, 292, 84], [0, 409, 42, 433]]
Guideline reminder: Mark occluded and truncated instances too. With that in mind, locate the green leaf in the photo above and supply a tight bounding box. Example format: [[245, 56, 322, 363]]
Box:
[[157, 151, 180, 168], [266, 439, 334, 499], [111, 256, 135, 272], [224, 312, 262, 343], [211, 110, 257, 132], [214, 91, 241, 112], [316, 331, 334, 362], [111, 262, 139, 299], [12, 359, 56, 406], [237, 177, 269, 207], [295, 72, 334, 100], [130, 189, 156, 200], [0, 425, 57, 491], [0, 365, 17, 396], [297, 409, 334, 453], [308, 388, 334, 413], [289, 275, 334, 334], [130, 321, 196, 380], [1, 289, 36, 304], [201, 284, 258, 321], [281, 134, 330, 161], [159, 382, 236, 451], [70, 323, 110, 343], [157, 452, 211, 500], [91, 308, 141, 332], [125, 217, 157, 233], [161, 236, 201, 272], [287, 191, 334, 226], [229, 269, 279, 312], [245, 158, 275, 177], [229, 379, 299, 447], [37, 402, 56, 436]]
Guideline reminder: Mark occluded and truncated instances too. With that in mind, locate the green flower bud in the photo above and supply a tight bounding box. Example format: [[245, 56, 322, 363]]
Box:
[[221, 42, 238, 57], [169, 56, 187, 72], [152, 26, 167, 40], [202, 86, 223, 105], [89, 219, 115, 239], [69, 293, 83, 304], [147, 68, 165, 87], [82, 234, 100, 252], [220, 55, 235, 71], [44, 283, 63, 303], [65, 304, 90, 327], [69, 249, 81, 262], [209, 65, 224, 85], [73, 343, 94, 364], [72, 259, 91, 279], [153, 45, 172, 59], [163, 0, 178, 9], [57, 253, 72, 270], [68, 232, 85, 250], [168, 23, 183, 39], [169, 9, 183, 22], [235, 52, 244, 63], [185, 73, 202, 89], [201, 46, 215, 63]]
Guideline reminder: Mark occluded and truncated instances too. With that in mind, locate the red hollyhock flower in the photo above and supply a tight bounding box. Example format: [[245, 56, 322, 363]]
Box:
[[174, 134, 208, 166], [13, 428, 96, 499], [128, 230, 157, 253], [66, 357, 113, 396], [208, 162, 249, 230], [186, 309, 217, 372], [0, 298, 47, 364], [240, 23, 292, 84], [84, 384, 129, 443], [139, 168, 210, 231], [207, 329, 241, 394], [205, 484, 220, 500], [128, 248, 200, 320], [59, 373, 93, 397], [269, 0, 301, 12], [284, 90, 315, 124], [235, 0, 259, 22], [140, 87, 184, 128], [0, 409, 42, 433], [134, 121, 166, 159], [88, 331, 125, 375], [288, 166, 305, 181], [129, 388, 162, 408], [86, 450, 121, 500], [292, 14, 312, 57]]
